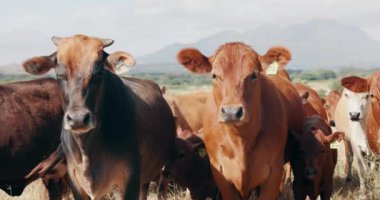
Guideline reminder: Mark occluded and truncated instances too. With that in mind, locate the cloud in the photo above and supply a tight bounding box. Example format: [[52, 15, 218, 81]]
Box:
[[0, 0, 379, 65]]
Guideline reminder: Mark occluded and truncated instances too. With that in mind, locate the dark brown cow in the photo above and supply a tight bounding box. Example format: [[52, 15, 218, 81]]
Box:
[[291, 115, 343, 200], [177, 42, 304, 199], [0, 78, 64, 198], [158, 135, 218, 200], [324, 90, 341, 127], [22, 35, 176, 199], [164, 91, 210, 133], [294, 83, 328, 120]]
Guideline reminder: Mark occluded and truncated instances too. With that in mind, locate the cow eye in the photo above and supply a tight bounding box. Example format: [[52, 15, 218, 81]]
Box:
[[212, 74, 217, 79], [251, 72, 258, 81], [344, 93, 348, 98]]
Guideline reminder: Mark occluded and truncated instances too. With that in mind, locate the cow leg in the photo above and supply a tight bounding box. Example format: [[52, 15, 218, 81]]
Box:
[[45, 179, 68, 200], [210, 167, 240, 200], [257, 156, 283, 200], [138, 182, 150, 200], [344, 140, 354, 182], [67, 176, 90, 200], [156, 176, 169, 200]]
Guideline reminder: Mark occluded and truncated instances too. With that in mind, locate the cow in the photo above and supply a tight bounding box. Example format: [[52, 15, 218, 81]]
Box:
[[0, 78, 65, 199], [158, 135, 218, 200], [177, 42, 304, 199], [334, 76, 371, 192], [164, 91, 210, 133], [324, 90, 341, 127], [365, 70, 380, 154], [294, 83, 328, 120], [291, 115, 344, 200], [22, 34, 176, 200]]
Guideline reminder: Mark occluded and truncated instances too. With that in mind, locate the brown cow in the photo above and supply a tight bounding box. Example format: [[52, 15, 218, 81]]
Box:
[[291, 115, 343, 200], [294, 83, 328, 120], [22, 35, 176, 199], [164, 91, 210, 133], [324, 90, 341, 127], [0, 78, 65, 199], [365, 70, 380, 154], [158, 135, 218, 200], [177, 42, 304, 199]]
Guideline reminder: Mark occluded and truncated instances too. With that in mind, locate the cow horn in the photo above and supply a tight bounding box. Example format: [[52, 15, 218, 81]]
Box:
[[51, 36, 62, 46], [101, 38, 114, 48]]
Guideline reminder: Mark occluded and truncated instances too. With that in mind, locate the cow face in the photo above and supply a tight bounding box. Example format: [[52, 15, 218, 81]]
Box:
[[23, 35, 135, 135], [294, 129, 343, 180], [177, 43, 267, 125], [340, 76, 370, 122], [324, 90, 341, 127]]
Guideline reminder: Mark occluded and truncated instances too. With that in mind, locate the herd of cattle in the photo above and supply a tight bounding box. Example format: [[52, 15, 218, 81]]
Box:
[[0, 34, 380, 200]]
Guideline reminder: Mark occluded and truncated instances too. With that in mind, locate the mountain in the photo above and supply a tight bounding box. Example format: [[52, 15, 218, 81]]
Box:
[[136, 19, 380, 73]]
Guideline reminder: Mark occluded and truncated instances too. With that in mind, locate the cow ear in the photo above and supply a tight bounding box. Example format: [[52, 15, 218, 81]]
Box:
[[22, 53, 56, 75], [260, 46, 291, 69], [177, 48, 212, 74], [107, 51, 136, 75], [301, 91, 309, 104], [290, 130, 301, 142], [321, 98, 326, 105]]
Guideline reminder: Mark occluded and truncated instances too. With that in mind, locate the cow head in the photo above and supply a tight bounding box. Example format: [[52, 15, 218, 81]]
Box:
[[178, 43, 281, 125], [340, 76, 370, 121], [324, 90, 341, 127], [22, 35, 135, 134], [293, 117, 344, 179]]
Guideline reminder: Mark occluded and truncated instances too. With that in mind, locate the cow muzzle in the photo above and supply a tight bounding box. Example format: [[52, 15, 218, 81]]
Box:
[[219, 105, 245, 123], [64, 108, 96, 133], [305, 168, 318, 179], [349, 112, 361, 121]]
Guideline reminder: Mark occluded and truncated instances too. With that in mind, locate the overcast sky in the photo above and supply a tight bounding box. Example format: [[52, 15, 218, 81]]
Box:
[[0, 0, 379, 65]]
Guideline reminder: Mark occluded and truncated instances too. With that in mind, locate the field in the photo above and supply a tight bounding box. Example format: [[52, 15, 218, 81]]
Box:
[[1, 68, 380, 199]]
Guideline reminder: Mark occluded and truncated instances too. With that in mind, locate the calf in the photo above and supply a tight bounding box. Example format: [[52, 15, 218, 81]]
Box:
[[292, 115, 343, 200], [22, 35, 176, 199], [334, 76, 371, 191], [159, 135, 218, 200]]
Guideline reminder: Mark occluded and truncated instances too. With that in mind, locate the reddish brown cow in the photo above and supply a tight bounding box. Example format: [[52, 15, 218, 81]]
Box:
[[177, 42, 304, 199], [324, 90, 341, 127], [365, 70, 380, 154], [291, 115, 343, 200], [164, 91, 210, 133], [158, 135, 218, 200], [0, 78, 65, 199], [294, 83, 328, 120], [22, 35, 176, 199]]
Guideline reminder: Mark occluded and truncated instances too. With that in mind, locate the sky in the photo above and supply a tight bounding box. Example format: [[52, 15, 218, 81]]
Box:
[[0, 0, 380, 65]]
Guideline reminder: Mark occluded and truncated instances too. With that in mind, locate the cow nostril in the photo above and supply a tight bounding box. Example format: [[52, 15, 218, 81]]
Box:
[[221, 107, 226, 114], [83, 113, 91, 125], [66, 114, 73, 122], [236, 107, 243, 119], [329, 120, 336, 127]]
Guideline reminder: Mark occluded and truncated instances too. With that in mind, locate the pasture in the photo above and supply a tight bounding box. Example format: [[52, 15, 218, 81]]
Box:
[[1, 67, 380, 200]]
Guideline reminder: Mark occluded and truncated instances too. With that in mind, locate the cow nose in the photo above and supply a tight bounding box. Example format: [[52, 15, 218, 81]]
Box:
[[329, 120, 336, 127], [305, 168, 317, 179], [220, 105, 244, 122], [64, 109, 93, 131], [349, 112, 361, 121]]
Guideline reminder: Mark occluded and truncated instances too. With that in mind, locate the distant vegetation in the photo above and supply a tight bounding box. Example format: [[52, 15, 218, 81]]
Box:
[[0, 67, 378, 94]]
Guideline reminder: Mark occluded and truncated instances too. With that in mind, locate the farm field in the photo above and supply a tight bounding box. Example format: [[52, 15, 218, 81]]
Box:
[[1, 69, 380, 200]]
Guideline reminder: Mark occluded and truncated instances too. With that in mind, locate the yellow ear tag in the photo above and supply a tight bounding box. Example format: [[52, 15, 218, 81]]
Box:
[[266, 61, 279, 75], [330, 139, 340, 149], [198, 148, 207, 158]]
